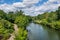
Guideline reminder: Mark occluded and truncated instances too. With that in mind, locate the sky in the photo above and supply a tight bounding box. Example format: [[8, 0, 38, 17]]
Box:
[[0, 0, 60, 16]]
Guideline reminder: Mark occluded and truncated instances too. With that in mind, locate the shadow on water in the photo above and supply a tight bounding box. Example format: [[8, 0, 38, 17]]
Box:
[[26, 23, 60, 40]]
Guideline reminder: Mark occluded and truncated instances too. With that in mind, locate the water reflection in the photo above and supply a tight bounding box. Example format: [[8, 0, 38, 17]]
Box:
[[26, 23, 60, 40]]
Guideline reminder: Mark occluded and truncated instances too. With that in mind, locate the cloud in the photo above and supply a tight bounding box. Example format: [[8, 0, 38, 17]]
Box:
[[0, 0, 60, 16], [0, 3, 16, 12], [0, 0, 40, 13], [13, 2, 25, 7], [34, 0, 60, 15], [23, 0, 40, 5]]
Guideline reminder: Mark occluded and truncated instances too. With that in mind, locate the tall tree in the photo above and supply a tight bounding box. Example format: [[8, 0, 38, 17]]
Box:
[[56, 6, 60, 20]]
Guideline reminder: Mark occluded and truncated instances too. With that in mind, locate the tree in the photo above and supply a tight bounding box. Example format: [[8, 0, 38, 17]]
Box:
[[56, 6, 60, 20], [6, 12, 15, 23], [0, 10, 7, 19], [16, 10, 24, 16], [14, 15, 30, 28]]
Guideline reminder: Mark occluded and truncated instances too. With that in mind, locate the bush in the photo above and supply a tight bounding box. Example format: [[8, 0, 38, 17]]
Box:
[[14, 16, 30, 28], [0, 19, 14, 40], [15, 28, 27, 40]]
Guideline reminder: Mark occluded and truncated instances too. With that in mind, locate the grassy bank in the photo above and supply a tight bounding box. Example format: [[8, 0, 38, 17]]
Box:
[[34, 19, 60, 30]]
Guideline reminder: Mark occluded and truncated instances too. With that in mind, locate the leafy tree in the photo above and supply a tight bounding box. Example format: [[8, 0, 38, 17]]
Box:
[[56, 6, 60, 20], [0, 10, 7, 19], [14, 15, 30, 28], [15, 10, 24, 16], [0, 19, 14, 40], [6, 12, 15, 23]]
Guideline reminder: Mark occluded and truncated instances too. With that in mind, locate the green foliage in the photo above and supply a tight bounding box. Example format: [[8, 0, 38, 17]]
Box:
[[54, 21, 60, 29], [40, 19, 48, 25], [15, 10, 24, 16], [56, 6, 60, 20], [6, 12, 15, 23], [0, 10, 31, 40], [0, 9, 32, 40], [34, 6, 60, 30], [0, 10, 7, 19], [0, 19, 14, 40], [15, 28, 27, 40], [14, 15, 31, 28]]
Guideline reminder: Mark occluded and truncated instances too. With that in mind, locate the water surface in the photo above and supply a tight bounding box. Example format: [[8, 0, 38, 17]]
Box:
[[27, 23, 60, 40]]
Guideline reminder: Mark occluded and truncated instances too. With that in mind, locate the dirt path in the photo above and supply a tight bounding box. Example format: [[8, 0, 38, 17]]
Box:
[[13, 24, 18, 34], [7, 24, 18, 40]]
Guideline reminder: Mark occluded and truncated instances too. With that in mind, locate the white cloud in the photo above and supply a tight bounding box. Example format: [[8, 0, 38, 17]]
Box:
[[34, 0, 60, 15], [0, 0, 60, 16], [0, 3, 16, 12], [23, 0, 40, 5], [13, 2, 25, 7]]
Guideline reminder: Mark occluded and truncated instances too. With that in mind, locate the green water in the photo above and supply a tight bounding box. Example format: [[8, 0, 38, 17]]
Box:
[[27, 23, 60, 40]]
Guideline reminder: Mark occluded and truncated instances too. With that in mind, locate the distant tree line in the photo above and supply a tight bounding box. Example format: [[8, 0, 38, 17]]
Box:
[[33, 6, 60, 30]]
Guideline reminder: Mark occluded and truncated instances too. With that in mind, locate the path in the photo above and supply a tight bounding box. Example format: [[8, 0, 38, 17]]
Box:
[[7, 24, 18, 40]]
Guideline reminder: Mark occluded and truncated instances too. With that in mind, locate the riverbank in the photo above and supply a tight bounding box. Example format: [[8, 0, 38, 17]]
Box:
[[26, 23, 60, 40], [33, 19, 60, 30], [32, 6, 60, 30]]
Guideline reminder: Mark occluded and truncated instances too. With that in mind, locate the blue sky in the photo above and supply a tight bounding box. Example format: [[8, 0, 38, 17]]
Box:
[[0, 0, 48, 5], [0, 0, 22, 4], [35, 0, 48, 6], [0, 0, 60, 16]]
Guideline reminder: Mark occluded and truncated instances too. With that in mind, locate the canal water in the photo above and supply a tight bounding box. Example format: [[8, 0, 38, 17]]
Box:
[[26, 23, 60, 40]]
